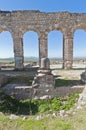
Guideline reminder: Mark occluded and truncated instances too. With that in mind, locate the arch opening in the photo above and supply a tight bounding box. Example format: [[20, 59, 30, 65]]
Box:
[[73, 29, 86, 69], [48, 30, 63, 69], [0, 31, 14, 70], [23, 31, 39, 69]]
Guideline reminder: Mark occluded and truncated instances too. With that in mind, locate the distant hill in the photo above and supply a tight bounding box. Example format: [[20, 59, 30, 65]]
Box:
[[24, 56, 38, 59], [0, 57, 86, 61]]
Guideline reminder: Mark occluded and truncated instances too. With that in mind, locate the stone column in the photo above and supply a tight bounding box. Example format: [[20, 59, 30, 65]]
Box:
[[13, 33, 24, 70], [39, 33, 48, 67], [63, 34, 73, 69]]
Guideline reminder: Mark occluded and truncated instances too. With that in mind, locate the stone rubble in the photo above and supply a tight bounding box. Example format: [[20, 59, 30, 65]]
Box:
[[76, 86, 86, 107], [8, 114, 19, 120]]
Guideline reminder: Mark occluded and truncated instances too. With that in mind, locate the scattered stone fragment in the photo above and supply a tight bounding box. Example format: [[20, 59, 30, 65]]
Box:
[[59, 110, 66, 117], [9, 114, 19, 120]]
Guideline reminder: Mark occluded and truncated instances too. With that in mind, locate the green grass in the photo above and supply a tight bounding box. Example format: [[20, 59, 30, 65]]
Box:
[[0, 115, 73, 130], [0, 90, 86, 130], [0, 108, 86, 130], [0, 90, 79, 115]]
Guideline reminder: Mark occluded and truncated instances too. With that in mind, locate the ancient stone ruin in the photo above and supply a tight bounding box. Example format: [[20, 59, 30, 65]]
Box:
[[0, 10, 86, 99], [32, 58, 55, 88], [81, 70, 86, 83], [1, 10, 86, 70]]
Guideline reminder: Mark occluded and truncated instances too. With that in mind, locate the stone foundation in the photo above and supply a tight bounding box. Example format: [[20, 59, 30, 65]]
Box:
[[81, 71, 86, 83], [32, 58, 55, 88], [0, 75, 8, 87], [0, 68, 84, 100], [32, 72, 55, 88], [1, 83, 84, 100]]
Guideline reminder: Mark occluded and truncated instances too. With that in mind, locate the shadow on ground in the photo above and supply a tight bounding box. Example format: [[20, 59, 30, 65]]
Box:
[[55, 78, 84, 87]]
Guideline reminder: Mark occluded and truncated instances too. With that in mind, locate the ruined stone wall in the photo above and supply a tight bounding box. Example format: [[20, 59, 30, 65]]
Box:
[[0, 75, 8, 87], [0, 10, 86, 69]]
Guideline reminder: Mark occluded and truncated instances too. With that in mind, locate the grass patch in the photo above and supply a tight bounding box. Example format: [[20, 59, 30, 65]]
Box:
[[0, 111, 86, 130], [0, 90, 85, 130], [0, 113, 78, 130], [0, 90, 79, 115]]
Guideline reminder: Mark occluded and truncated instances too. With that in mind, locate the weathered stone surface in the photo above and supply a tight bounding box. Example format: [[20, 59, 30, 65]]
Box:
[[81, 71, 86, 83], [40, 57, 50, 69], [9, 114, 19, 120], [1, 82, 84, 100], [32, 58, 55, 88], [78, 87, 86, 104], [0, 10, 86, 70], [2, 83, 33, 100], [0, 75, 8, 87]]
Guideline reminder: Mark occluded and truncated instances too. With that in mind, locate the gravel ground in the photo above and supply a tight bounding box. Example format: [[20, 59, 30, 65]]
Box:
[[51, 63, 85, 80]]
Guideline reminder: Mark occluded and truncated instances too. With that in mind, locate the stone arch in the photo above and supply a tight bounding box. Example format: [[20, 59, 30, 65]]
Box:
[[21, 28, 40, 38], [23, 30, 39, 68], [0, 30, 14, 70], [48, 30, 63, 69], [73, 24, 86, 33], [47, 26, 64, 35], [73, 29, 86, 69]]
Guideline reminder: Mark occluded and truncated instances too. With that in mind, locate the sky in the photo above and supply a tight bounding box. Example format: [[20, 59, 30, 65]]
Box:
[[0, 0, 86, 58]]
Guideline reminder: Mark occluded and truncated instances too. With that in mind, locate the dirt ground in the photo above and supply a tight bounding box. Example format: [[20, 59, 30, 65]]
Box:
[[51, 63, 85, 80]]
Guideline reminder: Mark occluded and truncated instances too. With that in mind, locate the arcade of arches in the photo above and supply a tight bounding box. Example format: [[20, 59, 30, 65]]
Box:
[[0, 10, 86, 70]]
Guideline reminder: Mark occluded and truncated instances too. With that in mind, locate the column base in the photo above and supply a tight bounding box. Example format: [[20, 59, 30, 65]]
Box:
[[63, 60, 72, 70], [32, 69, 55, 88], [14, 57, 24, 70]]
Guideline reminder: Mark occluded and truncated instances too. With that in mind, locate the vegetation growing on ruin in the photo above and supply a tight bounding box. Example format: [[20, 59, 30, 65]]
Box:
[[0, 90, 79, 115], [0, 90, 86, 130]]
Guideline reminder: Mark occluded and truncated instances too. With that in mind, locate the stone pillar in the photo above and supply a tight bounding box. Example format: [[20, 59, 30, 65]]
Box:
[[32, 58, 55, 88], [13, 33, 24, 70], [39, 33, 48, 67], [63, 34, 73, 69], [38, 57, 51, 74], [41, 57, 50, 70]]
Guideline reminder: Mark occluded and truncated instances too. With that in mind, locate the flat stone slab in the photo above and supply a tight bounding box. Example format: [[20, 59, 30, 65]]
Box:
[[1, 83, 84, 100], [1, 83, 33, 100], [2, 83, 32, 89]]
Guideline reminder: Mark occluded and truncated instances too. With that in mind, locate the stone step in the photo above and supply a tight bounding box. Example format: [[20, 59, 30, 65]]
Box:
[[1, 83, 84, 100], [1, 83, 33, 100]]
